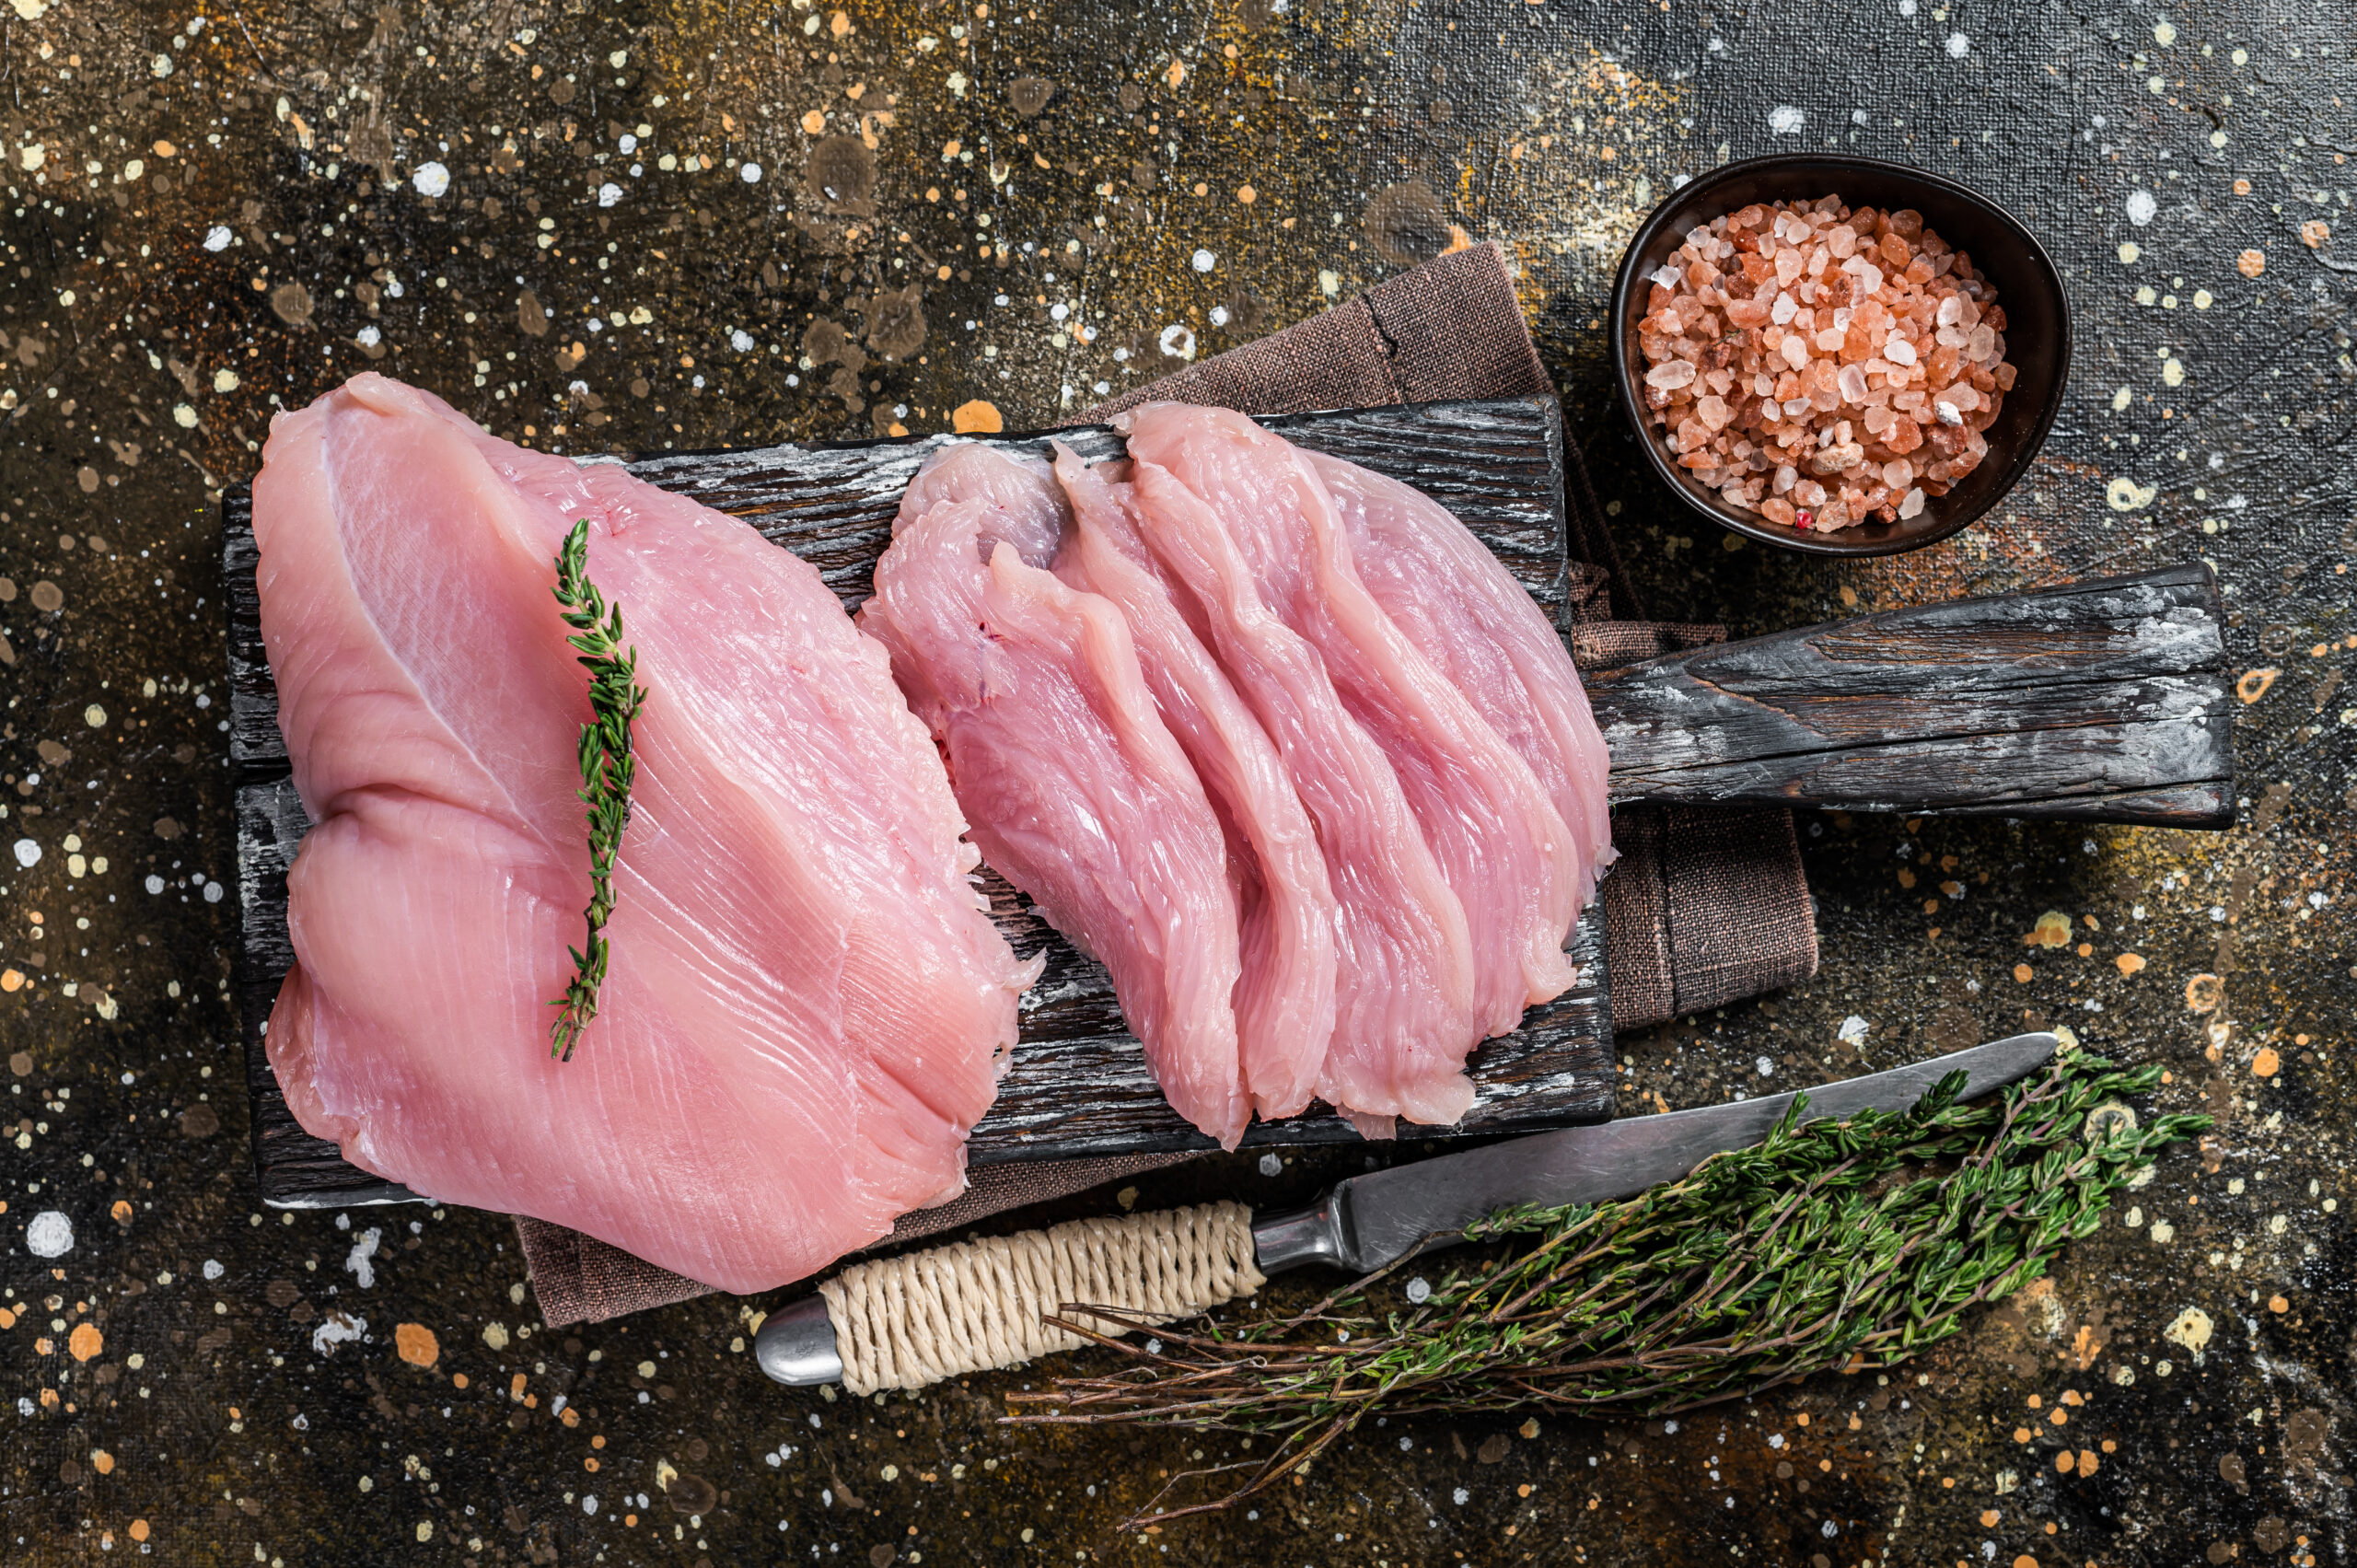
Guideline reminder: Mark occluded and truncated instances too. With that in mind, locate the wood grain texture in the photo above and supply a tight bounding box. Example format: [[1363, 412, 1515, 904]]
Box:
[[227, 397, 1612, 1207], [1586, 564, 2234, 827]]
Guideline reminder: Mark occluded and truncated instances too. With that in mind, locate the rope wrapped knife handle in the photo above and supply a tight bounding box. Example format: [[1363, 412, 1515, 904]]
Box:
[[816, 1202, 1265, 1395]]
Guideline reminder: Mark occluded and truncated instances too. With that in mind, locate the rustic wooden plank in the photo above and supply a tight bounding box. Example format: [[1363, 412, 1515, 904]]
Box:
[[227, 397, 1613, 1208], [1585, 564, 2234, 828]]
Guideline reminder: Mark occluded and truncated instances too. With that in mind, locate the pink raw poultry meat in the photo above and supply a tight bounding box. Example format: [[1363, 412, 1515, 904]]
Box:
[[1306, 451, 1616, 907], [860, 490, 1252, 1148], [254, 374, 1034, 1294], [1116, 445, 1478, 1133], [1050, 444, 1340, 1122], [1124, 404, 1587, 1126]]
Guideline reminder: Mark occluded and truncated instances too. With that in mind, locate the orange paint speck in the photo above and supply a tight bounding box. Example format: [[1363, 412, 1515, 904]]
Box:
[[2237, 248, 2267, 277], [395, 1323, 439, 1368], [952, 399, 1004, 435], [2185, 973, 2223, 1014], [2252, 1047, 2281, 1078], [129, 1520, 149, 1543], [2269, 1295, 2291, 1314], [92, 1448, 115, 1475], [2115, 953, 2146, 977], [2023, 911, 2073, 948], [2013, 964, 2034, 984], [67, 1324, 102, 1362]]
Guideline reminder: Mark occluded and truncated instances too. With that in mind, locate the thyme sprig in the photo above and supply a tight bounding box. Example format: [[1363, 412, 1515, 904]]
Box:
[[1007, 1053, 2204, 1527], [548, 518, 646, 1062]]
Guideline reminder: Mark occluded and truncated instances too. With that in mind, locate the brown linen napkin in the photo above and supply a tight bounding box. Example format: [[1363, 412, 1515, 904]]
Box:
[[518, 240, 1817, 1326]]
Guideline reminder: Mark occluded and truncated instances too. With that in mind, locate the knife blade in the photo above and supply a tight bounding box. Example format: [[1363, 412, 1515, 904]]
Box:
[[756, 1031, 2058, 1387], [1249, 1029, 2058, 1276]]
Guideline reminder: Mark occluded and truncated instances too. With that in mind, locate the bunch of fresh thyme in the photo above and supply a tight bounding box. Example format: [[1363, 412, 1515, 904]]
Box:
[[548, 518, 647, 1062], [1007, 1053, 2203, 1524]]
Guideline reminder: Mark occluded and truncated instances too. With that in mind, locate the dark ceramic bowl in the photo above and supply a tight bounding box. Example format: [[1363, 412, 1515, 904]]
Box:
[[1608, 154, 2071, 557]]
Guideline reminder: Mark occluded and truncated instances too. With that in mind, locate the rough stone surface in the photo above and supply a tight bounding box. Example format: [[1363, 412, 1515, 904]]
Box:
[[0, 2, 2349, 1565]]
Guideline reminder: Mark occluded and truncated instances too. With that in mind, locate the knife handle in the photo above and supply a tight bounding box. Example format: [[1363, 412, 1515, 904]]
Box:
[[757, 1202, 1264, 1393]]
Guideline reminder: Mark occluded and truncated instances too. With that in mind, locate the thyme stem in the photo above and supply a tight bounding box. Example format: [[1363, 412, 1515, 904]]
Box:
[[548, 519, 646, 1062], [1005, 1054, 2205, 1527]]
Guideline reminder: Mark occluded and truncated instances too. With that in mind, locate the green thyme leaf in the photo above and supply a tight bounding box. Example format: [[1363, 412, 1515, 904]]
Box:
[[547, 518, 647, 1062]]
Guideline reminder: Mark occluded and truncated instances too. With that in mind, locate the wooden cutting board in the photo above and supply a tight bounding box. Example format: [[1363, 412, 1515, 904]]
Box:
[[224, 396, 2231, 1208]]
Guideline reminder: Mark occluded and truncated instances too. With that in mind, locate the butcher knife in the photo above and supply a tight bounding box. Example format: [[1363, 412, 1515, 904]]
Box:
[[756, 1030, 2058, 1389]]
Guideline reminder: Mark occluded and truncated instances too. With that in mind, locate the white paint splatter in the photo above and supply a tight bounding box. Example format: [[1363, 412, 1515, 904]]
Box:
[[740, 162, 763, 184], [203, 1259, 226, 1281], [1767, 105, 1805, 135], [311, 1309, 366, 1355], [598, 182, 622, 207], [2106, 476, 2158, 511], [1945, 31, 1970, 58], [1258, 1152, 1283, 1177], [730, 329, 755, 353], [11, 838, 39, 868], [25, 1211, 73, 1258], [344, 1225, 383, 1287], [2125, 189, 2157, 226], [2163, 1306, 2213, 1355], [1190, 248, 1216, 273], [411, 161, 451, 198], [1838, 1016, 1871, 1046], [1157, 323, 1197, 360], [203, 225, 233, 251]]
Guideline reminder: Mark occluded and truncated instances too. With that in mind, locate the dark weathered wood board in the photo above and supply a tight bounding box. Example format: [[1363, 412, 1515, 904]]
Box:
[[1586, 564, 2234, 826], [228, 394, 2235, 1208], [227, 397, 1614, 1208]]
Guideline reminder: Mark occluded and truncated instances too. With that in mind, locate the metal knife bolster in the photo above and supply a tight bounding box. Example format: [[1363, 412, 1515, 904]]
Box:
[[1248, 1191, 1358, 1274]]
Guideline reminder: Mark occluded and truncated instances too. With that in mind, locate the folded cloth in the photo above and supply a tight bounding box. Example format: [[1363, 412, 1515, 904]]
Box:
[[519, 240, 1817, 1327]]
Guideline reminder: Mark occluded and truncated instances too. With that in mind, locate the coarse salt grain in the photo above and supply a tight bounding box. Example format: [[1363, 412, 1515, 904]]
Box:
[[1634, 195, 2017, 530]]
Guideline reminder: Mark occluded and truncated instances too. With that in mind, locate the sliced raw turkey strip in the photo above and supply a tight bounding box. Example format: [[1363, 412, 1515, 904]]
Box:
[[1123, 404, 1584, 1038], [860, 491, 1252, 1148], [1049, 443, 1340, 1122], [1305, 450, 1616, 909], [1114, 442, 1478, 1133], [254, 373, 1032, 1294]]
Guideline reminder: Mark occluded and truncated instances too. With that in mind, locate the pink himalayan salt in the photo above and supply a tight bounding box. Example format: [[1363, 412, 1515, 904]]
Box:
[[1635, 194, 2018, 530]]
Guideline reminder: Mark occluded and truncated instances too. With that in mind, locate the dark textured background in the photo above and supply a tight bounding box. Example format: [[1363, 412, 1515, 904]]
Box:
[[1, 2, 2351, 1564]]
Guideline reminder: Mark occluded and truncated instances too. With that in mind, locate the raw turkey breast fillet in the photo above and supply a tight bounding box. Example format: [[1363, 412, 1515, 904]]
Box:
[[858, 461, 1252, 1147], [1121, 404, 1589, 1131], [877, 408, 1613, 1142], [253, 374, 1035, 1294]]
